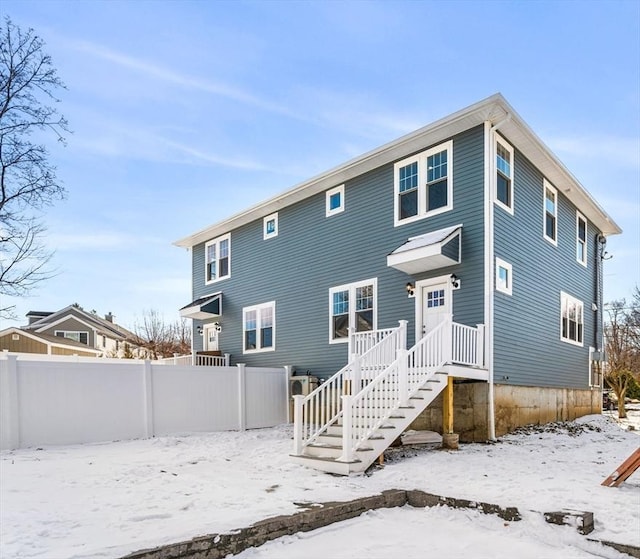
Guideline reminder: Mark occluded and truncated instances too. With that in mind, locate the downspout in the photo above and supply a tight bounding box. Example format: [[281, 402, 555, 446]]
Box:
[[484, 114, 511, 441]]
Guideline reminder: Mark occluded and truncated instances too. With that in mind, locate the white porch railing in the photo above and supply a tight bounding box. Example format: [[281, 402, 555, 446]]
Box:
[[293, 321, 407, 454], [156, 353, 231, 366], [451, 322, 485, 367], [339, 316, 452, 462]]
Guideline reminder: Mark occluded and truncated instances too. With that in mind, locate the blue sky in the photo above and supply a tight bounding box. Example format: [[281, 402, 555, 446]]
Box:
[[2, 0, 639, 330]]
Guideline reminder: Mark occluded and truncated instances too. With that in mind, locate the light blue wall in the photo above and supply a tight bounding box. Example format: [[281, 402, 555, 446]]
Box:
[[190, 125, 486, 378], [493, 143, 600, 389]]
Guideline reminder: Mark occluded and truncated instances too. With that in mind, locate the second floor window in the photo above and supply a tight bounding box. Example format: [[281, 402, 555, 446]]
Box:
[[205, 234, 230, 284], [495, 137, 514, 213], [55, 330, 89, 345], [576, 212, 587, 266], [544, 181, 557, 245], [394, 141, 453, 226]]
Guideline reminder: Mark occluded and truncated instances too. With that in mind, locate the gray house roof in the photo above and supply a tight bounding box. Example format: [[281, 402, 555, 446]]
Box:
[[174, 93, 621, 249]]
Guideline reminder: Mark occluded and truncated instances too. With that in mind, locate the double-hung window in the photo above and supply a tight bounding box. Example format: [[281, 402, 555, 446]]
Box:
[[495, 137, 514, 213], [544, 180, 558, 245], [243, 301, 275, 353], [329, 278, 377, 342], [55, 330, 89, 345], [560, 292, 583, 346], [394, 141, 453, 225], [205, 234, 230, 284], [576, 212, 587, 266]]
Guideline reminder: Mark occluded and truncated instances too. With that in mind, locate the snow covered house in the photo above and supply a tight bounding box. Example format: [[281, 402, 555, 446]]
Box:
[[175, 94, 621, 474]]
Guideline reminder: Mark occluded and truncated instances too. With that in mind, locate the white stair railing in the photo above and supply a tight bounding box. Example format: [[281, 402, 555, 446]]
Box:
[[451, 322, 485, 367], [339, 315, 452, 462], [293, 321, 407, 455]]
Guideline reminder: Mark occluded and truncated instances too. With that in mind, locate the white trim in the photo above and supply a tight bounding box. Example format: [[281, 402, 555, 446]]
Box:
[[263, 212, 278, 240], [34, 314, 98, 336], [543, 179, 558, 246], [242, 301, 276, 354], [325, 184, 345, 217], [493, 134, 514, 215], [576, 211, 588, 267], [329, 278, 377, 344], [205, 233, 231, 285], [495, 258, 513, 296], [394, 140, 454, 227], [414, 274, 453, 342], [560, 291, 584, 347]]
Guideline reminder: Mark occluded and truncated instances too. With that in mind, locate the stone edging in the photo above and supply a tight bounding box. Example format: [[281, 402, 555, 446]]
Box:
[[122, 489, 639, 559]]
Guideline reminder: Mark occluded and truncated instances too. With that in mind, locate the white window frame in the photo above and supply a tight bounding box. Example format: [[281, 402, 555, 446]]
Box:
[[576, 211, 587, 266], [560, 291, 584, 347], [494, 135, 514, 215], [242, 301, 275, 354], [543, 180, 558, 245], [394, 140, 453, 226], [328, 278, 377, 344], [263, 213, 278, 240], [205, 233, 231, 285], [55, 330, 89, 345], [326, 184, 345, 217], [495, 258, 513, 296]]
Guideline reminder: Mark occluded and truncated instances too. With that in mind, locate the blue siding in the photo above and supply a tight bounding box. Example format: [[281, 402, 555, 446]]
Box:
[[493, 145, 600, 389], [190, 125, 486, 377]]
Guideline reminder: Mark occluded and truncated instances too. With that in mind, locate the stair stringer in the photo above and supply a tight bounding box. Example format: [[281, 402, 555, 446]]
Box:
[[290, 371, 449, 475]]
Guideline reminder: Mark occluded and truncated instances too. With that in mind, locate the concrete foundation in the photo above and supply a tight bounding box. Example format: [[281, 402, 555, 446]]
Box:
[[409, 382, 602, 442]]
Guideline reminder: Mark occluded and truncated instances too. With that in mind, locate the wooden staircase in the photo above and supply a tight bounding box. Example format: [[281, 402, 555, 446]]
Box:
[[291, 372, 449, 475], [291, 315, 483, 475]]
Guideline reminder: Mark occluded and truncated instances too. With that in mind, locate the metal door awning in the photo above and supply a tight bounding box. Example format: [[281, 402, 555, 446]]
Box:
[[387, 224, 462, 274], [179, 293, 222, 319]]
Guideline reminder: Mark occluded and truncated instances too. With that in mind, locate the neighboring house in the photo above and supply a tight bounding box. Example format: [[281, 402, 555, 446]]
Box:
[[0, 305, 140, 358], [0, 327, 102, 357], [175, 94, 621, 474]]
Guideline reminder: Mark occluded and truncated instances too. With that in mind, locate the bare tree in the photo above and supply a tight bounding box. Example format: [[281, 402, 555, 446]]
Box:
[[603, 288, 640, 419], [132, 310, 192, 360], [0, 17, 69, 319]]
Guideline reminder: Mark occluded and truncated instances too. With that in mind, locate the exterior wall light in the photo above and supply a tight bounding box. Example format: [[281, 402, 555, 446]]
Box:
[[451, 274, 461, 289], [406, 282, 415, 297]]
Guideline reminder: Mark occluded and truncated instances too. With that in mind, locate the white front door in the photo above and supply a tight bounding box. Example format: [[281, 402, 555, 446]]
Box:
[[417, 280, 451, 338], [203, 324, 219, 351]]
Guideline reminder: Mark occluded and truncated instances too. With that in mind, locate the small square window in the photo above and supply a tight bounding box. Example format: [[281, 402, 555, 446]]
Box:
[[495, 258, 512, 296], [263, 213, 278, 239], [326, 185, 345, 217]]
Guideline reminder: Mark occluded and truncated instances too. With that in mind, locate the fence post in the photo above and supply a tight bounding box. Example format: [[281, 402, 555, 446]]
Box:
[[284, 365, 293, 423], [445, 313, 454, 363], [142, 360, 155, 438], [397, 348, 409, 407], [476, 324, 485, 368], [224, 353, 231, 367], [347, 327, 354, 359], [293, 394, 304, 455], [237, 363, 246, 431], [337, 395, 354, 463], [2, 353, 20, 449]]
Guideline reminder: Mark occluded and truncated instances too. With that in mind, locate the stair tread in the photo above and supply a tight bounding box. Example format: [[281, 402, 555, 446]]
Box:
[[291, 453, 362, 465]]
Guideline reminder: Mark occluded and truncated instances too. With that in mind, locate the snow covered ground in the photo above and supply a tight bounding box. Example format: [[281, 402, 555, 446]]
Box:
[[1, 408, 639, 559]]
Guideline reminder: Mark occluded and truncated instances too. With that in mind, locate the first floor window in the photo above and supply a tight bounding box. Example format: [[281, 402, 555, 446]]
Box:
[[205, 234, 230, 283], [55, 330, 89, 345], [329, 278, 377, 342], [544, 181, 557, 244], [561, 292, 583, 346], [495, 258, 513, 296], [243, 301, 275, 353]]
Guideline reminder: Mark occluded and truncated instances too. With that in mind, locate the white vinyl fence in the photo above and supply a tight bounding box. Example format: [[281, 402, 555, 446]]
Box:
[[0, 352, 289, 450]]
